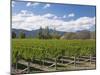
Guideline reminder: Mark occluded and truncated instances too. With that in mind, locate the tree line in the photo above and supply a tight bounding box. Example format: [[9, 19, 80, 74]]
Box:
[[12, 26, 60, 39], [12, 26, 95, 39], [12, 31, 26, 39]]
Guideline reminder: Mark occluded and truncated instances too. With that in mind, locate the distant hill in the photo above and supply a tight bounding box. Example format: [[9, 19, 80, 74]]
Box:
[[12, 29, 38, 38], [61, 30, 95, 39], [12, 28, 66, 38]]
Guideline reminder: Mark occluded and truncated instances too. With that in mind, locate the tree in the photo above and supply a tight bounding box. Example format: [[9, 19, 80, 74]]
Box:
[[38, 26, 52, 39], [38, 26, 61, 39], [50, 28, 60, 39], [38, 27, 43, 39], [19, 31, 26, 38], [43, 26, 51, 39], [12, 31, 16, 38]]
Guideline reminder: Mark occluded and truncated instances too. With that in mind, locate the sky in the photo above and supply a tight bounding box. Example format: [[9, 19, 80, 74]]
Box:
[[12, 1, 96, 32]]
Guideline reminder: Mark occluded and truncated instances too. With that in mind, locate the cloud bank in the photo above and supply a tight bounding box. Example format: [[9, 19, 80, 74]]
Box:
[[12, 10, 95, 32]]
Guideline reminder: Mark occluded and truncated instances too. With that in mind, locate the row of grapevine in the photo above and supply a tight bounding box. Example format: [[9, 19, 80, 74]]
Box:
[[12, 39, 96, 72]]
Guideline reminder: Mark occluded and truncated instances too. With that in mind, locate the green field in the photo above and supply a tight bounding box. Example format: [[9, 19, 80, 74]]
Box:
[[12, 39, 96, 74]]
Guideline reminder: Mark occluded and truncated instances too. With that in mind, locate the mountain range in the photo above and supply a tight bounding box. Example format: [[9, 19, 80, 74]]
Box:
[[12, 28, 95, 38], [12, 28, 66, 38]]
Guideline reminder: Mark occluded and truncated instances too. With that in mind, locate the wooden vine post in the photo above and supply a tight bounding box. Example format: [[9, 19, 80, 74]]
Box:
[[90, 54, 92, 65], [27, 60, 30, 73], [16, 56, 18, 71], [74, 56, 76, 67], [55, 57, 57, 70]]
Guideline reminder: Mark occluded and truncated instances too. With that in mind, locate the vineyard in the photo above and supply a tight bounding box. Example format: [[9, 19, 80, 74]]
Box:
[[11, 39, 96, 74]]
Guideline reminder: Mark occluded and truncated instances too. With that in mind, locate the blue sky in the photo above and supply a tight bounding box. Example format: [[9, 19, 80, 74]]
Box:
[[12, 1, 96, 32]]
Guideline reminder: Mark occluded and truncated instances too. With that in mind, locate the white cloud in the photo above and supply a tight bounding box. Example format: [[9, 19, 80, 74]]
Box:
[[43, 4, 50, 9], [43, 13, 55, 18], [26, 2, 40, 7], [12, 1, 15, 7], [32, 3, 40, 6], [17, 10, 34, 17], [68, 13, 75, 17], [12, 10, 95, 32], [53, 16, 58, 19], [20, 10, 27, 14], [63, 13, 75, 18], [26, 2, 31, 7], [26, 3, 51, 9], [63, 15, 67, 18], [43, 13, 59, 19]]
